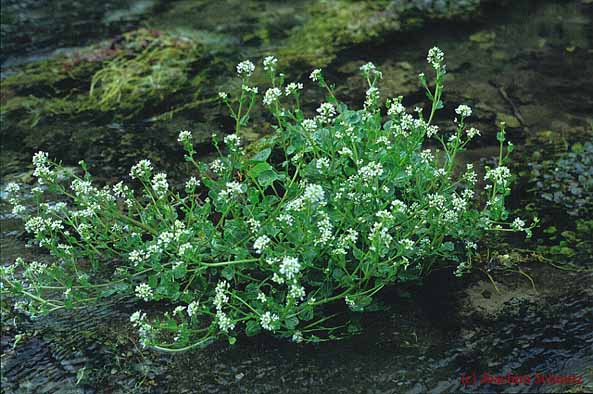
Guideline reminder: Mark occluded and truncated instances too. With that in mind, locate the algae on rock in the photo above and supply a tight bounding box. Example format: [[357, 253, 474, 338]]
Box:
[[278, 0, 484, 67], [1, 29, 207, 125]]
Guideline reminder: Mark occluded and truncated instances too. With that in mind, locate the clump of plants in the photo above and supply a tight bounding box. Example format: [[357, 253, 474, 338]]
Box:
[[524, 141, 593, 265], [529, 141, 593, 217], [1, 48, 533, 350], [1, 28, 205, 124]]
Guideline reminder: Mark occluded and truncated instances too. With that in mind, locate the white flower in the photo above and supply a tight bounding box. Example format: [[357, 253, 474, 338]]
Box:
[[32, 157, 54, 183], [177, 130, 192, 145], [360, 62, 378, 76], [214, 280, 230, 310], [309, 69, 322, 82], [285, 82, 303, 96], [185, 176, 201, 192], [5, 182, 20, 195], [344, 228, 358, 244], [466, 241, 478, 250], [246, 218, 261, 233], [279, 256, 301, 280], [271, 273, 285, 284], [112, 181, 129, 198], [288, 283, 306, 302], [71, 179, 94, 195], [303, 184, 325, 206], [314, 213, 333, 246], [376, 210, 394, 221], [187, 301, 200, 318], [25, 261, 47, 276], [178, 243, 193, 256], [236, 60, 255, 77], [400, 238, 415, 251], [278, 213, 294, 226], [466, 127, 481, 139], [157, 231, 174, 248], [260, 311, 279, 331], [130, 311, 146, 325], [257, 292, 267, 302], [151, 173, 169, 198], [135, 283, 153, 301], [130, 159, 153, 179], [338, 147, 353, 156], [263, 56, 278, 71], [427, 47, 444, 69], [173, 306, 186, 316], [316, 102, 336, 121], [420, 149, 434, 164], [210, 159, 225, 175], [32, 151, 49, 168], [345, 296, 356, 308], [316, 157, 330, 171], [484, 166, 511, 185], [364, 86, 380, 108], [253, 235, 271, 255], [455, 104, 472, 118], [301, 119, 317, 132], [241, 85, 258, 94], [511, 218, 526, 231], [12, 204, 26, 216], [358, 161, 383, 178], [292, 331, 303, 343], [218, 91, 228, 100], [427, 193, 446, 209], [368, 222, 392, 253], [219, 181, 244, 201], [224, 134, 241, 149], [263, 87, 282, 106], [25, 216, 46, 235], [426, 125, 439, 138], [388, 102, 405, 116], [129, 249, 149, 265], [216, 311, 235, 333]]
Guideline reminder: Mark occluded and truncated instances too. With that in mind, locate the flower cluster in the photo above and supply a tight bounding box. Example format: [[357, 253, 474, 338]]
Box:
[[236, 60, 255, 77]]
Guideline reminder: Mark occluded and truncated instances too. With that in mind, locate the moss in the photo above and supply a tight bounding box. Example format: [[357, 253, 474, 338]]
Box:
[[278, 0, 485, 67], [1, 28, 206, 125], [495, 112, 521, 128], [278, 0, 396, 67], [88, 29, 204, 116], [469, 30, 496, 49]]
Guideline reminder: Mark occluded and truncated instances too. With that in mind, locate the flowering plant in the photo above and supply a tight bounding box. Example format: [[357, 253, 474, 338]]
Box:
[[1, 48, 535, 350]]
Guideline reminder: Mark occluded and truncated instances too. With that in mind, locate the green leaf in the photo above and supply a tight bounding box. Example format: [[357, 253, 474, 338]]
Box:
[[257, 170, 284, 188], [250, 148, 272, 162], [300, 305, 314, 321], [347, 320, 362, 334], [221, 265, 235, 280], [248, 162, 273, 178], [245, 320, 261, 336], [247, 188, 260, 204], [440, 242, 455, 252], [228, 336, 237, 345], [285, 316, 299, 330], [172, 263, 187, 279]]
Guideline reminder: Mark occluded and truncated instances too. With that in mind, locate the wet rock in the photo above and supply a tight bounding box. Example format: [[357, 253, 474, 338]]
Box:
[[469, 30, 496, 49], [336, 60, 419, 103], [495, 112, 521, 128], [0, 0, 158, 65]]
